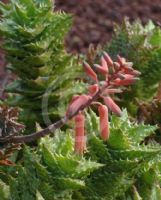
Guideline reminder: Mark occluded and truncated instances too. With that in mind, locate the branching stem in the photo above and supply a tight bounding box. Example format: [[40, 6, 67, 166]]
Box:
[[0, 88, 103, 144]]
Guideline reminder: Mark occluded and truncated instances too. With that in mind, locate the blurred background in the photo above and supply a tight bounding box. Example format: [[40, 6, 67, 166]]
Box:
[[55, 0, 161, 53], [0, 0, 161, 90]]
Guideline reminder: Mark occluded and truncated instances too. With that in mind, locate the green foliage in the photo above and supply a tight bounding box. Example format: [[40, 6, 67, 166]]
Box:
[[105, 19, 161, 114], [135, 168, 161, 200], [0, 111, 160, 199], [82, 110, 161, 200], [0, 0, 85, 132], [0, 179, 10, 200], [137, 99, 161, 143], [0, 130, 101, 200]]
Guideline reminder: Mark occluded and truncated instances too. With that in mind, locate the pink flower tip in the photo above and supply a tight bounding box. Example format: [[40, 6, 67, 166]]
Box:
[[103, 52, 113, 67], [83, 61, 98, 82]]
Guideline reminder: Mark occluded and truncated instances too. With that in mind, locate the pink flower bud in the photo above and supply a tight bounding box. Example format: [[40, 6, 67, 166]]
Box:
[[70, 95, 80, 104], [66, 95, 91, 116], [101, 56, 108, 70], [103, 52, 113, 67], [83, 62, 98, 82], [112, 77, 139, 86], [126, 70, 141, 76], [121, 74, 135, 80], [74, 112, 86, 155], [88, 84, 99, 95], [117, 73, 127, 79], [102, 88, 122, 95], [94, 64, 108, 74], [117, 55, 126, 66], [103, 96, 122, 117], [123, 62, 133, 68], [113, 62, 120, 70], [121, 65, 132, 73], [98, 105, 110, 141]]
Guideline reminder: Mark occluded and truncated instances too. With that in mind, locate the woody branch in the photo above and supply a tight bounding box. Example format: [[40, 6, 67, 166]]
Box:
[[0, 88, 102, 144]]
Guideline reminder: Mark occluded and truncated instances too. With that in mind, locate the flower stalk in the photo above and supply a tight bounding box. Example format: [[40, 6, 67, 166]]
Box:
[[0, 52, 140, 150]]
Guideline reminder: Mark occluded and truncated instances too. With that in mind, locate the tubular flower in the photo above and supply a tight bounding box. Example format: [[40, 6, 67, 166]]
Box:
[[117, 55, 126, 66], [112, 77, 139, 86], [66, 52, 140, 154], [103, 52, 113, 67], [94, 64, 108, 74], [88, 84, 99, 95], [83, 61, 98, 82], [94, 56, 109, 74], [103, 96, 122, 117], [113, 62, 120, 71], [101, 56, 108, 71], [98, 105, 109, 141], [74, 112, 86, 155], [102, 88, 122, 95], [66, 95, 91, 116]]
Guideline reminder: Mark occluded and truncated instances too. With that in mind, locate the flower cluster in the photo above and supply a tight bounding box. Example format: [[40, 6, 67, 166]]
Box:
[[66, 52, 140, 154]]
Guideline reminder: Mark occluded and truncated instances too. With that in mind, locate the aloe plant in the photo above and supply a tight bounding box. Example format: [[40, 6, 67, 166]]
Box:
[[0, 130, 102, 200], [0, 0, 85, 132], [0, 110, 160, 200], [82, 110, 161, 200]]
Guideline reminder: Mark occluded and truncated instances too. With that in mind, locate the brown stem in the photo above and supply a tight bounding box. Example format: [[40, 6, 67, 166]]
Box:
[[0, 88, 102, 144]]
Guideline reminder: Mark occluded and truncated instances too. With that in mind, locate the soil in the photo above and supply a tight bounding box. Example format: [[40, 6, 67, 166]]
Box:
[[0, 0, 161, 95], [55, 0, 161, 53]]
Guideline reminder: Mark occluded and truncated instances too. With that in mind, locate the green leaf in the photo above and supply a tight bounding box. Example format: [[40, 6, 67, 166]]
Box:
[[56, 178, 85, 190], [0, 179, 10, 200]]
